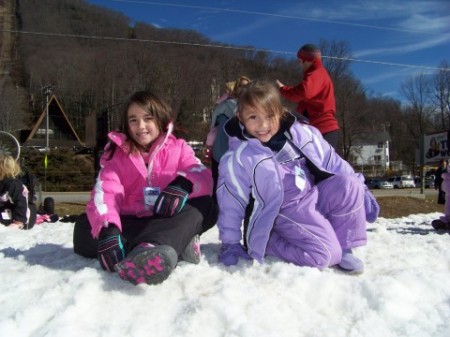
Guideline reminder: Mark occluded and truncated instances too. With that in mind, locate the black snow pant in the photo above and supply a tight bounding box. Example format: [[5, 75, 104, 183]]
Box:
[[0, 202, 36, 230], [73, 196, 218, 259], [438, 187, 446, 205]]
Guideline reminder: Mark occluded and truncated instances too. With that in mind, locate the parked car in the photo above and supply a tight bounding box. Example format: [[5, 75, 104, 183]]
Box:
[[426, 176, 434, 188], [365, 178, 393, 189], [73, 145, 94, 154], [387, 175, 415, 188], [414, 176, 434, 188]]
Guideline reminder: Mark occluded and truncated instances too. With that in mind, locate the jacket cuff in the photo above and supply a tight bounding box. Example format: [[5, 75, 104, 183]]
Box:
[[169, 175, 193, 194]]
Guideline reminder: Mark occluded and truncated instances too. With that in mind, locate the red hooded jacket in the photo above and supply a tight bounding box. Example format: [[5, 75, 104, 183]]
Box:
[[279, 58, 339, 135]]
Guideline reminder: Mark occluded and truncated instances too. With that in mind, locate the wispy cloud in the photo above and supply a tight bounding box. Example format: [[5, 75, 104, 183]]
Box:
[[282, 0, 449, 34], [363, 67, 416, 85], [151, 22, 163, 29], [354, 32, 450, 58], [210, 16, 281, 44], [400, 14, 450, 32]]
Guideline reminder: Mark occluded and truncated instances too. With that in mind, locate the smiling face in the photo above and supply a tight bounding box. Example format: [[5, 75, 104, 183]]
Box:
[[239, 104, 280, 143], [127, 103, 161, 150]]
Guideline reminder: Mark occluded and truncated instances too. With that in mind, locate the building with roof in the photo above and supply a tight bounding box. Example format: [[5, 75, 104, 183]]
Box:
[[348, 131, 391, 177], [19, 95, 83, 149]]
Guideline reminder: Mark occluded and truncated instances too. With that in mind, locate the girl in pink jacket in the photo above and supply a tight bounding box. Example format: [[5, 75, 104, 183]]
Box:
[[73, 91, 217, 286]]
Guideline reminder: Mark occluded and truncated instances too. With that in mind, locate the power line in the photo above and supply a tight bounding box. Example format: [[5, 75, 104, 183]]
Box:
[[112, 0, 440, 35], [3, 28, 449, 72], [324, 56, 449, 72]]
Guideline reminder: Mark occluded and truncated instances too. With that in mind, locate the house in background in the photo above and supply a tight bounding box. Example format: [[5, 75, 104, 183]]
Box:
[[349, 131, 391, 177], [18, 95, 83, 149]]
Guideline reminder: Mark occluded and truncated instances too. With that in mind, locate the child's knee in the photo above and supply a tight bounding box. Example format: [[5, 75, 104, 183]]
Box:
[[335, 175, 364, 194], [307, 243, 342, 269]]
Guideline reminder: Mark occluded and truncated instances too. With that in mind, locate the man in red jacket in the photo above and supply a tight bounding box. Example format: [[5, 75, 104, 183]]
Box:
[[276, 43, 339, 149]]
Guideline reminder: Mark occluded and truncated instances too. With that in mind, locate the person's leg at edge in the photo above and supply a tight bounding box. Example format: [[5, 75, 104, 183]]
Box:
[[25, 203, 37, 230], [73, 213, 98, 258], [211, 158, 219, 202]]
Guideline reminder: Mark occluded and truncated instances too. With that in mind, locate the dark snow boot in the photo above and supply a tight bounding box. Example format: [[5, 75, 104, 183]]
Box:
[[114, 243, 177, 285], [180, 235, 201, 264], [431, 219, 450, 231]]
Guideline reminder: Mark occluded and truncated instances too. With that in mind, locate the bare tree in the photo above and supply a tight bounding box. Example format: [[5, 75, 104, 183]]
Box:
[[319, 39, 353, 82], [335, 75, 367, 159], [400, 73, 434, 137], [431, 60, 450, 130]]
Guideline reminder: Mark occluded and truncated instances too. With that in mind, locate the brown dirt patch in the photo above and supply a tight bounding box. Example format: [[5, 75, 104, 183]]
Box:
[[377, 196, 444, 218], [53, 196, 445, 219]]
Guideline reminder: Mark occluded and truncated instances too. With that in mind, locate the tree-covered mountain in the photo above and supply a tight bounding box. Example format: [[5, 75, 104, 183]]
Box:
[[1, 0, 448, 173], [3, 0, 298, 142]]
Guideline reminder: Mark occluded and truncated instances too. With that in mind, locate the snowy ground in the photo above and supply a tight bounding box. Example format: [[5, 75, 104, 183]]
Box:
[[1, 212, 449, 337]]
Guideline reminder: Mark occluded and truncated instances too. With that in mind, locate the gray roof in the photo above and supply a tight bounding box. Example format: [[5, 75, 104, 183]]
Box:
[[352, 131, 391, 146]]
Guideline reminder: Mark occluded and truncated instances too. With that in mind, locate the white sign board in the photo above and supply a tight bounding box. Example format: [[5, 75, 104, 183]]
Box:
[[424, 131, 449, 164]]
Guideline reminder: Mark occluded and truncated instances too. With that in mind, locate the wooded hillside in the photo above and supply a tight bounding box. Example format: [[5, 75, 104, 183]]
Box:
[[2, 0, 299, 142], [1, 0, 449, 172]]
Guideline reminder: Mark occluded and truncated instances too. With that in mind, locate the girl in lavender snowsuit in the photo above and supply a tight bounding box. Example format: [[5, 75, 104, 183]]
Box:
[[216, 80, 379, 273]]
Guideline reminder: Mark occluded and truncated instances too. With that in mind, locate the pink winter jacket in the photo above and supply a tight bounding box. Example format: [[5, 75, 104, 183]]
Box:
[[86, 129, 213, 238]]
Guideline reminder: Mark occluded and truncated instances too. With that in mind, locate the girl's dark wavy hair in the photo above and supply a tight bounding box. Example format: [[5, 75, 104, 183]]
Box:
[[105, 91, 172, 160]]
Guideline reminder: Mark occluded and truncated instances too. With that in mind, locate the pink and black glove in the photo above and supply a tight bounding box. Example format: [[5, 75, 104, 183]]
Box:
[[97, 225, 126, 272], [154, 176, 193, 218], [218, 243, 252, 266]]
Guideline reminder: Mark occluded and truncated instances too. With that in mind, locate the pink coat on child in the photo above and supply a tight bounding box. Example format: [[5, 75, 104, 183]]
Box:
[[86, 127, 213, 238]]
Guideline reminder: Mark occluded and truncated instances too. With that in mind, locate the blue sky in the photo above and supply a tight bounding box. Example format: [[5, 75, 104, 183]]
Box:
[[85, 0, 450, 102]]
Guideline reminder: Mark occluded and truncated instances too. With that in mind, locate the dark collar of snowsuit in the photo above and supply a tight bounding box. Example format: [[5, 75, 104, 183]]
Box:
[[224, 112, 334, 184]]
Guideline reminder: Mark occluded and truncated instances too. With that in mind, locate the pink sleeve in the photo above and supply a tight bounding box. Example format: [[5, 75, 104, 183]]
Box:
[[176, 141, 214, 198], [86, 161, 124, 238]]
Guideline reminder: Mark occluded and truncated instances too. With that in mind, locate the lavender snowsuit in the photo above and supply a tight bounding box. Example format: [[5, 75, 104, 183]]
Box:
[[217, 115, 368, 268]]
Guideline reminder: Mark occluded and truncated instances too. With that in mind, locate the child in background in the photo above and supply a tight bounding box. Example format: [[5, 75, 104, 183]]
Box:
[[432, 164, 450, 230], [0, 154, 36, 229], [73, 90, 217, 285], [216, 80, 379, 274], [215, 81, 236, 106], [208, 75, 251, 196]]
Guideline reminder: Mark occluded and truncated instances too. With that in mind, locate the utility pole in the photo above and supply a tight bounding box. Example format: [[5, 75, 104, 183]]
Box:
[[42, 85, 53, 152], [42, 85, 53, 192]]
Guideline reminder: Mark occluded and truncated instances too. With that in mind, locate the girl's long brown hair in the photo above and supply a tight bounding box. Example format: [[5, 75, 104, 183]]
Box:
[[105, 91, 173, 159]]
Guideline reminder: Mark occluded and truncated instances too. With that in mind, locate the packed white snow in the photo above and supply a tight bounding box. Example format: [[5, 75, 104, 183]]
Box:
[[1, 212, 449, 337]]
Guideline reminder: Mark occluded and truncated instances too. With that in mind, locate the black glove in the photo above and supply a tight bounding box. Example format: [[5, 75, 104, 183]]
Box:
[[97, 225, 126, 272], [154, 176, 193, 218]]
